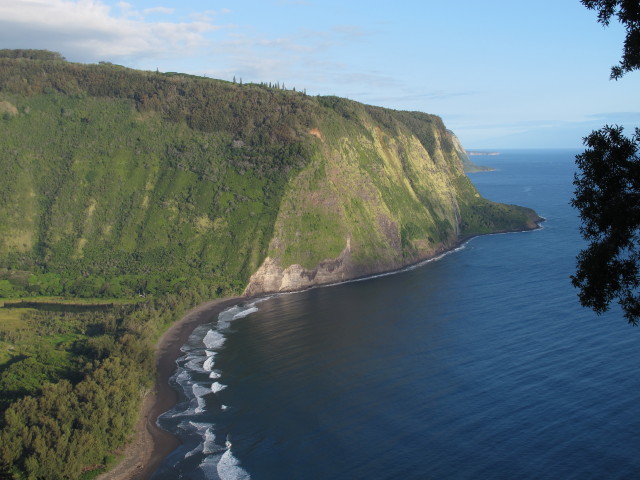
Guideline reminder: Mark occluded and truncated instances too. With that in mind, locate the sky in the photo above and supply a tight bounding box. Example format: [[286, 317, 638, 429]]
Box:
[[1, 0, 638, 149]]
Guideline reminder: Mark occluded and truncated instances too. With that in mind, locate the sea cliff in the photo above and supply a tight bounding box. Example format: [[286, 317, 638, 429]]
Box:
[[0, 50, 542, 480], [0, 51, 540, 298]]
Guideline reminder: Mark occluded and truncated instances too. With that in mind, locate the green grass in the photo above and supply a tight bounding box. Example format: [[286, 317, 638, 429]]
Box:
[[0, 307, 33, 365], [0, 305, 31, 326], [2, 296, 143, 306]]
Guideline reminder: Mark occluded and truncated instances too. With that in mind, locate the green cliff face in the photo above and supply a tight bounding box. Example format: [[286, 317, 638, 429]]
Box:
[[243, 102, 540, 293], [0, 52, 540, 297]]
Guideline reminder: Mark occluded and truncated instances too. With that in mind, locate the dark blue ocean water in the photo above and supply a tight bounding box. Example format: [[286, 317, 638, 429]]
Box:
[[154, 150, 640, 480]]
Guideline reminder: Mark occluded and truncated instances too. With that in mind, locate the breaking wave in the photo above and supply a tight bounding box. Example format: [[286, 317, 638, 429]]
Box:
[[154, 302, 260, 479]]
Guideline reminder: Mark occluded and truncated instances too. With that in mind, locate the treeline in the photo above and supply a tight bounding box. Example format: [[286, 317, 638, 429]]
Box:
[[0, 50, 65, 61], [1, 358, 141, 479], [0, 51, 320, 145], [0, 270, 238, 299], [0, 52, 452, 154], [0, 288, 213, 479]]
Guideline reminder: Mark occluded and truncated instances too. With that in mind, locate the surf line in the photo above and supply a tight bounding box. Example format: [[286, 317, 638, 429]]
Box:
[[158, 301, 261, 479]]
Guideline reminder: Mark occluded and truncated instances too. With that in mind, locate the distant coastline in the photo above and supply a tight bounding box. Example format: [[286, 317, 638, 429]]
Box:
[[467, 151, 501, 156], [464, 151, 498, 172]]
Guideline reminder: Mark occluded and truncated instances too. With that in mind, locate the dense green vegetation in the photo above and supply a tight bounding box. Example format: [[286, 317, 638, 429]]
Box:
[[0, 60, 314, 297], [0, 51, 539, 478], [0, 289, 217, 479], [0, 50, 536, 295]]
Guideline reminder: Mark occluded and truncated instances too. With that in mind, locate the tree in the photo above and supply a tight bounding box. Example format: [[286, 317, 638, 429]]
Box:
[[573, 1, 640, 324], [581, 0, 640, 79], [572, 126, 640, 324]]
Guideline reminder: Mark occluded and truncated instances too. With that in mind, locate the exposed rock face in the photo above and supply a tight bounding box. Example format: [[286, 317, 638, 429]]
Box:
[[244, 237, 356, 295], [244, 230, 465, 296]]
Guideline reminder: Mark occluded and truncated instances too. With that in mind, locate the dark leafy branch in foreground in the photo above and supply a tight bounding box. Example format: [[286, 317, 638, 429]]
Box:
[[573, 1, 640, 325], [581, 0, 640, 79], [572, 126, 640, 324]]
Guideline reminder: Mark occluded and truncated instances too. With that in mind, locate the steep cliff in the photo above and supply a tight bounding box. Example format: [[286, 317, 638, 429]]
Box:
[[244, 102, 539, 294], [0, 52, 540, 298]]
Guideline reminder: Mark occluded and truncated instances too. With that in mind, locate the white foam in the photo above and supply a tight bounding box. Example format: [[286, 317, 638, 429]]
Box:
[[185, 443, 203, 458], [185, 357, 205, 373], [217, 449, 251, 480], [188, 323, 213, 343], [199, 455, 220, 478], [193, 384, 211, 413], [203, 329, 226, 350], [193, 383, 211, 398], [174, 369, 191, 386], [175, 419, 193, 431], [211, 381, 226, 393], [217, 302, 260, 330], [233, 306, 258, 320], [166, 300, 267, 478], [188, 421, 211, 432], [203, 356, 216, 372], [203, 427, 227, 455], [203, 427, 216, 452]]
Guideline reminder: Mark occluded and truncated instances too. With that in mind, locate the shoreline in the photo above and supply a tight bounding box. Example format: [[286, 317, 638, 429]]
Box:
[[250, 219, 544, 296], [97, 296, 244, 480], [103, 220, 544, 479]]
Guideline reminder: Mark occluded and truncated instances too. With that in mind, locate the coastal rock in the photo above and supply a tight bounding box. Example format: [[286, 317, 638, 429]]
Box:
[[244, 238, 356, 295]]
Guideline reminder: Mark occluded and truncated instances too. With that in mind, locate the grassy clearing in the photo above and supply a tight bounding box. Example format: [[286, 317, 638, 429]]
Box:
[[0, 307, 33, 365]]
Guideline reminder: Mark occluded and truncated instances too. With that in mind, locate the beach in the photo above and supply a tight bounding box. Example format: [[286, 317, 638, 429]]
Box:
[[95, 207, 546, 479], [98, 296, 243, 480]]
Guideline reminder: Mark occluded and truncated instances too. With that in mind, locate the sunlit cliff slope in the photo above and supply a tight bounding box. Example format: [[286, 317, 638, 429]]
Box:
[[0, 50, 540, 298]]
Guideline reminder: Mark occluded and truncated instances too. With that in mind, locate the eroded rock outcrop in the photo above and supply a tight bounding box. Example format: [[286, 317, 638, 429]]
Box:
[[244, 237, 356, 295]]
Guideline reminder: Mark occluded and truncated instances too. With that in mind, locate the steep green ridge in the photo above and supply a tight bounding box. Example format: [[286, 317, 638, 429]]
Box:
[[0, 54, 316, 297], [0, 53, 539, 298], [244, 101, 540, 293], [0, 51, 541, 479]]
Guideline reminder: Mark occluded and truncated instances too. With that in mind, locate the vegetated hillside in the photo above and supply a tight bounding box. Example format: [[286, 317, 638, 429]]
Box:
[[0, 50, 539, 298], [0, 50, 541, 479]]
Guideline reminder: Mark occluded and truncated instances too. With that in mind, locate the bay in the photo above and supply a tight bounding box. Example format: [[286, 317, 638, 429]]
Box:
[[154, 149, 640, 479]]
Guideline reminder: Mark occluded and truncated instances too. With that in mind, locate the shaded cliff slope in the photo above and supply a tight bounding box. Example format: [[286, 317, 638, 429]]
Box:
[[0, 52, 540, 297]]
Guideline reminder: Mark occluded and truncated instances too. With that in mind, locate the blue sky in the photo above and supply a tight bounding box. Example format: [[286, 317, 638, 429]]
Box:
[[1, 0, 638, 148]]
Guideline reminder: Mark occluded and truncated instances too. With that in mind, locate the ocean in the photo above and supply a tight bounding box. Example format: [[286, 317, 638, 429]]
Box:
[[153, 149, 640, 480]]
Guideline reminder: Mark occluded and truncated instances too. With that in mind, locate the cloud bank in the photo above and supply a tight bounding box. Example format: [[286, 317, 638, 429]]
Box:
[[0, 0, 222, 63]]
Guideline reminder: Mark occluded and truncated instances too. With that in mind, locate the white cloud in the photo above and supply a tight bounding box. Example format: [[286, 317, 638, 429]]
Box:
[[188, 9, 228, 23], [200, 24, 387, 92], [0, 0, 222, 63], [117, 2, 143, 20], [143, 6, 174, 15]]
